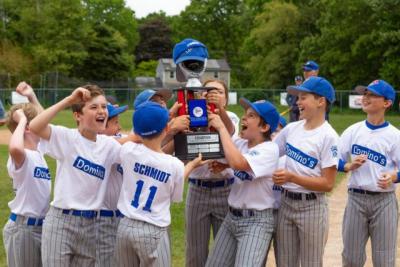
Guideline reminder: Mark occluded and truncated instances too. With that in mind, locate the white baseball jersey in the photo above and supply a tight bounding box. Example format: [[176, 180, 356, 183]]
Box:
[[39, 125, 121, 210], [339, 120, 400, 192], [227, 111, 240, 137], [228, 136, 279, 210], [101, 163, 123, 210], [274, 120, 339, 193], [272, 156, 286, 209], [7, 148, 51, 217], [101, 134, 126, 210], [189, 111, 239, 179], [117, 142, 184, 227]]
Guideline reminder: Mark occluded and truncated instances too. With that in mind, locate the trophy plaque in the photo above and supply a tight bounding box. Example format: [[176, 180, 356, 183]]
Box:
[[173, 86, 224, 160]]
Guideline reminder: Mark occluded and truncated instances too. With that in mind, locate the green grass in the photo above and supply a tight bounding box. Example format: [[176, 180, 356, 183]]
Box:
[[0, 106, 399, 266]]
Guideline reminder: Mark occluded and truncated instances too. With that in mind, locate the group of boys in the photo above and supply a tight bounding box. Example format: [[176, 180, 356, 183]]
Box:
[[3, 39, 400, 267]]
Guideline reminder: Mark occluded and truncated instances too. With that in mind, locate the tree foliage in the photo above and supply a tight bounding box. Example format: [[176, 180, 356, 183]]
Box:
[[135, 15, 173, 64], [0, 0, 138, 81], [0, 40, 33, 75], [132, 60, 158, 77], [243, 1, 303, 88], [75, 24, 132, 80], [0, 0, 399, 90]]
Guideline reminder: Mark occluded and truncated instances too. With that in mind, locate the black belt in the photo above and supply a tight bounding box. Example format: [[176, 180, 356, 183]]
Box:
[[283, 189, 317, 201], [348, 188, 381, 195], [189, 178, 234, 188], [229, 207, 255, 217]]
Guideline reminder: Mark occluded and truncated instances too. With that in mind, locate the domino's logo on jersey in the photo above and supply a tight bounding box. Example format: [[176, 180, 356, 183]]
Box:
[[73, 156, 105, 180], [33, 167, 51, 180], [286, 143, 318, 169], [233, 170, 253, 181], [351, 144, 386, 166]]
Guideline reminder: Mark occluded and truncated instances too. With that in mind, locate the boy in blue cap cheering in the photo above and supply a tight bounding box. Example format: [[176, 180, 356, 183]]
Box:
[[206, 98, 280, 266], [272, 76, 339, 267]]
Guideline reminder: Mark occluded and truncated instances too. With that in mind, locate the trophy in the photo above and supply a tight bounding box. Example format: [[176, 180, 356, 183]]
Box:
[[172, 39, 224, 160]]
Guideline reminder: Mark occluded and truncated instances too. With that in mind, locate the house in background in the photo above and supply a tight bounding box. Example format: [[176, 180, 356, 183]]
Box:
[[156, 58, 231, 89]]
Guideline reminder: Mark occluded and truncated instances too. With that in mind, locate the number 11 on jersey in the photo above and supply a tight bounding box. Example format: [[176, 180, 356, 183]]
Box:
[[131, 179, 158, 212]]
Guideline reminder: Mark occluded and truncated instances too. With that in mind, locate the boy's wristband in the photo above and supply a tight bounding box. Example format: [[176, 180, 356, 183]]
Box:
[[338, 159, 346, 172]]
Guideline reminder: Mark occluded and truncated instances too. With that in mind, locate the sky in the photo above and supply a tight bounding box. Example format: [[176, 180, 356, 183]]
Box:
[[125, 0, 190, 18]]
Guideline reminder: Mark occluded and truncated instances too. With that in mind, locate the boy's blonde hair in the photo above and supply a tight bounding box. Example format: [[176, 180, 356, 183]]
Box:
[[71, 84, 105, 113], [6, 103, 38, 133]]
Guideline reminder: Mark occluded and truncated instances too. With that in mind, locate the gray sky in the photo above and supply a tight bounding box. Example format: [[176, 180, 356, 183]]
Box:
[[125, 0, 190, 18]]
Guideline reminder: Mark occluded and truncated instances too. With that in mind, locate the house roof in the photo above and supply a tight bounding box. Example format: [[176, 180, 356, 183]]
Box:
[[158, 58, 230, 71]]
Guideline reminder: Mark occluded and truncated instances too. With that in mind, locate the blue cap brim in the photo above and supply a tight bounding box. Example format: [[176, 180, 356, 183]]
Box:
[[239, 97, 260, 115], [354, 85, 385, 98], [175, 56, 207, 64], [239, 97, 279, 133], [286, 85, 312, 96], [108, 105, 128, 118], [279, 117, 287, 128]]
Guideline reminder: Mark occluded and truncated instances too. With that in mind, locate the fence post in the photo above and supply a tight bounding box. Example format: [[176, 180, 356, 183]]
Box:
[[340, 91, 343, 112], [7, 72, 11, 90]]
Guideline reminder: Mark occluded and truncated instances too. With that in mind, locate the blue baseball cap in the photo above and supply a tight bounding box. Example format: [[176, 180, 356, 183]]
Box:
[[279, 116, 287, 128], [133, 89, 172, 109], [354, 79, 396, 103], [173, 38, 209, 65], [107, 103, 128, 119], [287, 76, 336, 103], [133, 102, 169, 137], [303, 60, 319, 71], [239, 98, 280, 133]]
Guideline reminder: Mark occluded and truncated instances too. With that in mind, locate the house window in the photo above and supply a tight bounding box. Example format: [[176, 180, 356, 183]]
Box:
[[214, 71, 219, 78], [170, 71, 174, 78]]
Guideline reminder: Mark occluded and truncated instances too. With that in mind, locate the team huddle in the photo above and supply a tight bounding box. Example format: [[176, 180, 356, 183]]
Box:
[[3, 39, 400, 267]]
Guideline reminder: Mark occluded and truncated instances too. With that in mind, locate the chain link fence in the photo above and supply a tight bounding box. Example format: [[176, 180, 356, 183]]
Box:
[[0, 72, 399, 112]]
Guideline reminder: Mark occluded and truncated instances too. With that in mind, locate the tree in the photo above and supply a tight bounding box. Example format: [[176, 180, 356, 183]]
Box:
[[7, 0, 90, 74], [83, 0, 139, 54], [132, 60, 158, 77], [243, 1, 304, 88], [0, 40, 33, 76], [76, 24, 132, 80], [299, 0, 400, 90], [135, 15, 173, 63]]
